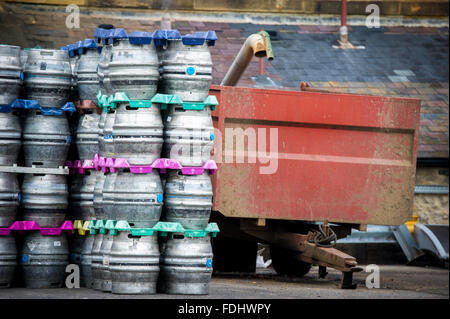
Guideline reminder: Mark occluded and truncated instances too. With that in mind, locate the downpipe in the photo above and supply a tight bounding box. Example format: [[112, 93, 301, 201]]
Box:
[[220, 31, 274, 86]]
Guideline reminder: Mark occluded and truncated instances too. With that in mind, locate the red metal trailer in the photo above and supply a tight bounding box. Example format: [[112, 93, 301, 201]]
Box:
[[208, 84, 421, 288]]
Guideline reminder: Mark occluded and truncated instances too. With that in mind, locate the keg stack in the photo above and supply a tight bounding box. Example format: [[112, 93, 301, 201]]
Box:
[[74, 27, 220, 295], [0, 44, 75, 288], [88, 28, 166, 294], [154, 29, 218, 295], [0, 44, 22, 289], [66, 39, 103, 288], [1, 28, 221, 293]]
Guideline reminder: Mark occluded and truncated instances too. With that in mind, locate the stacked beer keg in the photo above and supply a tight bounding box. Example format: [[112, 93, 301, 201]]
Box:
[[0, 44, 74, 289], [86, 28, 219, 295], [1, 26, 219, 293], [90, 29, 165, 294], [68, 39, 103, 288], [0, 44, 22, 288], [20, 47, 73, 288], [154, 29, 216, 295]]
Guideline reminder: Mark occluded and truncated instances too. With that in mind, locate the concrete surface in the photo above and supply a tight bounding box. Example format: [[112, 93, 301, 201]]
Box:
[[0, 265, 447, 299]]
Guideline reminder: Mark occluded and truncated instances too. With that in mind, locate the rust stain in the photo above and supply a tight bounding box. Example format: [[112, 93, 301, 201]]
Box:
[[211, 85, 420, 226], [217, 164, 254, 218]]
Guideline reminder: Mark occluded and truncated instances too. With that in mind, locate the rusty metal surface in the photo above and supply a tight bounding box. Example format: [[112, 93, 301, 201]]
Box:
[[243, 229, 358, 272], [210, 85, 421, 226]]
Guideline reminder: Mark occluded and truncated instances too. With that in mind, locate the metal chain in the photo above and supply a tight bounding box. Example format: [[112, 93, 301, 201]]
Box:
[[309, 224, 337, 248]]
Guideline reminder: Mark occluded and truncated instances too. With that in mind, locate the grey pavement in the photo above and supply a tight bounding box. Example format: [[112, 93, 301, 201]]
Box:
[[0, 265, 447, 299]]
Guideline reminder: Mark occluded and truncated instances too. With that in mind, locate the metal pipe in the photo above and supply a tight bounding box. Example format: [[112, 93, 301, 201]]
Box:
[[340, 0, 348, 43], [259, 57, 264, 75], [259, 29, 264, 76], [341, 0, 347, 27], [221, 31, 273, 86]]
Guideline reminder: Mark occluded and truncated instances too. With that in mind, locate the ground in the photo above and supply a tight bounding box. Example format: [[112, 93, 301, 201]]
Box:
[[0, 265, 447, 299]]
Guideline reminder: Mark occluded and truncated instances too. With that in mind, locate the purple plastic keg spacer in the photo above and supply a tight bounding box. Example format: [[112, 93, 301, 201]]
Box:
[[18, 221, 41, 230], [78, 159, 96, 174], [4, 220, 74, 235], [73, 160, 82, 173], [92, 153, 101, 170], [109, 157, 128, 173], [180, 160, 218, 175], [156, 158, 182, 174], [39, 221, 74, 235], [109, 158, 157, 174], [90, 156, 218, 175], [97, 156, 108, 172], [129, 166, 153, 174], [104, 158, 115, 172], [9, 221, 23, 230], [0, 228, 11, 236], [93, 153, 109, 172], [0, 221, 22, 235]]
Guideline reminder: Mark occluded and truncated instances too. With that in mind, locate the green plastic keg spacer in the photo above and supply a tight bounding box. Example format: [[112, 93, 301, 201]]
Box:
[[156, 222, 220, 238], [91, 220, 221, 237], [182, 95, 219, 111], [96, 91, 110, 111], [104, 220, 117, 231], [154, 94, 218, 111], [96, 91, 219, 111], [154, 221, 186, 235], [151, 94, 183, 109], [184, 223, 220, 238], [113, 220, 158, 236], [88, 219, 106, 234]]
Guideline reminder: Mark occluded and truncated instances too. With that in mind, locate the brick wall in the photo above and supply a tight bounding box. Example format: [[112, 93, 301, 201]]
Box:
[[4, 0, 450, 17]]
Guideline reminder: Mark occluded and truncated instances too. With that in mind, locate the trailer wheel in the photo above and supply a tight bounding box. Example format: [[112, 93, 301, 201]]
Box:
[[269, 246, 312, 277]]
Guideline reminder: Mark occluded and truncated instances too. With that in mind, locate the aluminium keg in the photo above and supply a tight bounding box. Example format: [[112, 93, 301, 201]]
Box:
[[75, 109, 101, 160], [69, 233, 83, 268], [19, 49, 29, 99], [159, 40, 212, 102], [69, 233, 94, 288], [93, 172, 107, 220], [23, 49, 72, 109], [69, 51, 79, 102], [76, 47, 101, 101], [20, 49, 29, 70], [0, 235, 17, 288], [22, 110, 70, 168], [112, 103, 163, 165], [21, 174, 68, 228], [0, 44, 22, 106], [97, 43, 112, 97], [160, 234, 213, 295], [163, 106, 214, 166], [102, 170, 163, 228], [107, 39, 159, 99], [80, 233, 95, 288], [69, 170, 99, 221], [0, 173, 20, 228], [21, 232, 69, 288], [0, 111, 21, 166], [110, 232, 160, 294], [100, 172, 117, 221], [91, 233, 104, 290], [103, 109, 116, 158], [163, 171, 213, 230], [99, 233, 113, 292], [97, 109, 107, 158]]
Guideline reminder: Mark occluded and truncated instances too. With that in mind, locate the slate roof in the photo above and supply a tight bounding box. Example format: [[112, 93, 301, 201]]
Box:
[[0, 3, 448, 158]]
